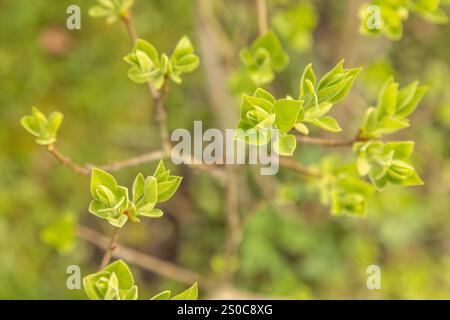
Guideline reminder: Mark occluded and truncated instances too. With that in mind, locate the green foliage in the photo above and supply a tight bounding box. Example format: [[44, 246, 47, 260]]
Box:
[[150, 283, 198, 300], [89, 0, 134, 24], [89, 168, 130, 227], [21, 107, 63, 146], [316, 157, 375, 216], [83, 259, 198, 300], [360, 77, 427, 139], [124, 37, 199, 89], [354, 141, 424, 190], [153, 160, 183, 202], [240, 30, 289, 86], [235, 61, 362, 155], [83, 260, 138, 300], [40, 214, 76, 255], [88, 160, 181, 227], [359, 0, 449, 40], [296, 60, 361, 135], [235, 88, 302, 155], [169, 36, 201, 84], [272, 2, 317, 52]]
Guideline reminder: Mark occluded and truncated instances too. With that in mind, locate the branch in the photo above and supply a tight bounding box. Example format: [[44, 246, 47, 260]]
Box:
[[77, 225, 211, 287], [121, 12, 224, 178], [255, 0, 268, 35], [153, 80, 172, 154], [46, 144, 90, 175], [197, 2, 241, 285], [295, 132, 367, 147], [96, 150, 167, 172], [223, 168, 241, 283], [279, 157, 320, 177], [98, 227, 120, 270], [121, 12, 171, 153], [121, 12, 138, 45]]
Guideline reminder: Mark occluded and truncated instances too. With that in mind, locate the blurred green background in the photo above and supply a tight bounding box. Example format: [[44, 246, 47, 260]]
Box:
[[1, 0, 449, 299]]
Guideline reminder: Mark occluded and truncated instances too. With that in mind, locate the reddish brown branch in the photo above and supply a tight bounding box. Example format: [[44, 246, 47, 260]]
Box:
[[279, 157, 320, 177], [255, 0, 268, 35], [46, 144, 90, 175], [296, 134, 367, 147], [98, 227, 120, 270]]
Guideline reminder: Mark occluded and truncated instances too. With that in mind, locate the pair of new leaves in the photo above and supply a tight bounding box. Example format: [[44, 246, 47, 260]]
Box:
[[84, 259, 198, 300], [89, 0, 199, 88], [359, 0, 450, 40], [89, 161, 182, 228], [236, 60, 360, 156], [21, 107, 63, 146], [240, 30, 289, 86], [124, 37, 199, 89]]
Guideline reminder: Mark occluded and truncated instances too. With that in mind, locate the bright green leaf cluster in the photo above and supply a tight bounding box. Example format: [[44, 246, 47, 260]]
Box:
[[235, 60, 362, 155], [84, 260, 198, 300], [272, 2, 317, 52], [153, 160, 183, 202], [317, 158, 375, 216], [89, 160, 181, 227], [124, 36, 199, 89], [296, 60, 362, 135], [21, 107, 63, 146], [240, 30, 289, 86], [89, 0, 134, 24], [360, 77, 427, 139], [359, 0, 449, 40], [354, 141, 424, 190], [83, 260, 138, 300], [150, 283, 198, 300], [235, 88, 302, 156]]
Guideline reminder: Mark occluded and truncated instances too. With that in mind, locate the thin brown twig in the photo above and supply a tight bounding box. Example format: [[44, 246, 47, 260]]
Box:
[[46, 144, 90, 175], [255, 0, 268, 35], [96, 150, 167, 172], [296, 135, 366, 147], [121, 13, 223, 176], [279, 157, 320, 177], [77, 225, 211, 287], [152, 81, 172, 154], [121, 12, 138, 44], [98, 227, 120, 270], [223, 167, 241, 283]]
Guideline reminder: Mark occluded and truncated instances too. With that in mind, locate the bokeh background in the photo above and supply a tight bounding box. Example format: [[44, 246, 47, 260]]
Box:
[[1, 0, 449, 299]]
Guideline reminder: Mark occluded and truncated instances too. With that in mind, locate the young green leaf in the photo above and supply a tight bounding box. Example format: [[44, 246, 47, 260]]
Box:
[[169, 36, 200, 83], [171, 283, 198, 300], [151, 290, 172, 300], [354, 140, 424, 190], [360, 78, 427, 139], [21, 107, 64, 145], [273, 99, 303, 133], [239, 30, 289, 86], [153, 160, 182, 202], [83, 260, 138, 300], [89, 0, 134, 24], [310, 116, 342, 133], [274, 133, 297, 156]]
